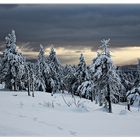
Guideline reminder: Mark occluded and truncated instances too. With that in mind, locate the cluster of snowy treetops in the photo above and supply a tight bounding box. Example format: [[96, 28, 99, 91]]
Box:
[[0, 30, 140, 112]]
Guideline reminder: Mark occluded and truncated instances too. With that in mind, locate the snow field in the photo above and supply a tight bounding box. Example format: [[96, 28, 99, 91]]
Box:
[[0, 91, 140, 136]]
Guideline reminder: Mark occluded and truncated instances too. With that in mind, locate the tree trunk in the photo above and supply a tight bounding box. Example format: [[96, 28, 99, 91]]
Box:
[[93, 89, 96, 101], [99, 93, 103, 106], [127, 98, 131, 111], [127, 104, 130, 111], [93, 94, 95, 101], [32, 90, 34, 97], [91, 92, 93, 102], [14, 83, 16, 91], [99, 101, 103, 106], [32, 87, 34, 97], [28, 82, 30, 96], [32, 73, 35, 97], [95, 95, 98, 104], [107, 84, 112, 113], [104, 100, 108, 110], [138, 101, 140, 112], [14, 78, 17, 91], [27, 71, 31, 96], [51, 93, 53, 96]]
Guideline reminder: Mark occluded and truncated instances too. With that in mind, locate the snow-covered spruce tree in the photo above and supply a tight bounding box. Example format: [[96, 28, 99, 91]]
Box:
[[72, 54, 90, 97], [30, 63, 35, 97], [47, 47, 63, 95], [25, 62, 36, 97], [63, 65, 77, 94], [90, 39, 123, 113], [77, 53, 90, 82], [60, 65, 70, 93], [47, 47, 62, 72], [35, 44, 49, 91], [126, 69, 140, 108], [25, 62, 31, 96], [77, 80, 94, 100], [74, 54, 95, 100], [118, 69, 138, 92], [0, 30, 26, 90], [127, 85, 140, 108]]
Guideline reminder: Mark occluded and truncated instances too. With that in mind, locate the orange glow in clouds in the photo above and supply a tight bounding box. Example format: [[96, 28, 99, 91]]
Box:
[[16, 45, 140, 66]]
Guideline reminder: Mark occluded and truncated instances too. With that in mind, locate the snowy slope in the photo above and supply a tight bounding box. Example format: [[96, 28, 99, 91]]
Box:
[[0, 91, 140, 136]]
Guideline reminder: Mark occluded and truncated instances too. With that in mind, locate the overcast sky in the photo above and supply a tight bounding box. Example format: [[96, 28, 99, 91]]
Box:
[[0, 4, 140, 65]]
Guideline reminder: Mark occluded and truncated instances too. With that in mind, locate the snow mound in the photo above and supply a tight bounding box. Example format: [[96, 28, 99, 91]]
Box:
[[119, 110, 128, 115]]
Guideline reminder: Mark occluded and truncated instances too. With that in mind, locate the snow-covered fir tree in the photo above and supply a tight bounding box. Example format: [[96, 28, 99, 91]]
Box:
[[47, 47, 62, 72], [77, 53, 89, 81], [90, 39, 124, 113], [118, 69, 138, 90], [72, 54, 90, 97], [30, 63, 35, 97], [0, 30, 26, 90], [126, 66, 140, 108], [77, 80, 94, 100], [73, 54, 95, 100], [25, 62, 31, 96], [25, 62, 35, 97], [47, 46, 63, 95], [63, 65, 77, 94], [127, 84, 140, 109], [35, 44, 49, 91]]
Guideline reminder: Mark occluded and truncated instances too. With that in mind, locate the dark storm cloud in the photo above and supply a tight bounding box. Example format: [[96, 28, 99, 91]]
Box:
[[0, 4, 18, 9], [0, 4, 140, 52]]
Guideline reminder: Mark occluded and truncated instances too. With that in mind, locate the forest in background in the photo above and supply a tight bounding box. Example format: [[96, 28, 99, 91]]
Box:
[[0, 30, 140, 113]]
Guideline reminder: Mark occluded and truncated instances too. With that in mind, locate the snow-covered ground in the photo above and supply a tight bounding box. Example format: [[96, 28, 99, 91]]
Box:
[[0, 91, 140, 137]]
